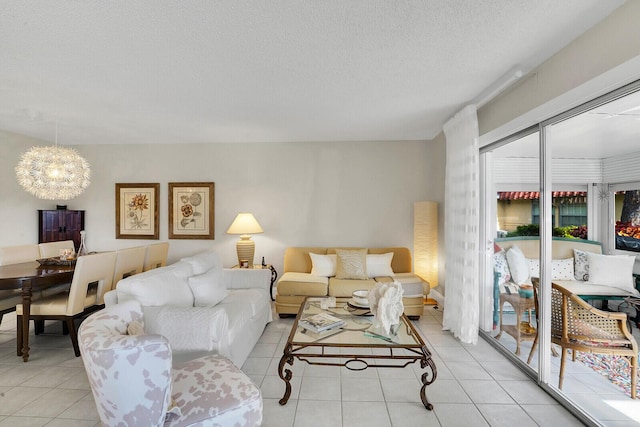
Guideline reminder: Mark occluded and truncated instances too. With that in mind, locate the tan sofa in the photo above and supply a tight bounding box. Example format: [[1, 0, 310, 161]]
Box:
[[275, 247, 429, 319]]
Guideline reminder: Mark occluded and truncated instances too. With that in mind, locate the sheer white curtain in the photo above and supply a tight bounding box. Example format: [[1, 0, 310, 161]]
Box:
[[442, 105, 480, 344]]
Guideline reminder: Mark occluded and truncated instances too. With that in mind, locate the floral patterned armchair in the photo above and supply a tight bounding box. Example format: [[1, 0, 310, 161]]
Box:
[[78, 300, 263, 426]]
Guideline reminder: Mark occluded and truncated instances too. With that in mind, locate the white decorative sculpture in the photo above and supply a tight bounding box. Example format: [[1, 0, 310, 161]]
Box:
[[368, 281, 404, 335]]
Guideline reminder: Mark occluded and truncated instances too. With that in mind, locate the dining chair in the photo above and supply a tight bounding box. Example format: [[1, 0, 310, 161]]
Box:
[[529, 282, 638, 398], [143, 242, 169, 272], [0, 244, 40, 265], [16, 251, 117, 357], [38, 240, 76, 258], [113, 246, 146, 286]]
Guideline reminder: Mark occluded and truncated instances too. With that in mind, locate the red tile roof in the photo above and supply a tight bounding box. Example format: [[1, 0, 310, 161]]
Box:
[[497, 191, 587, 201]]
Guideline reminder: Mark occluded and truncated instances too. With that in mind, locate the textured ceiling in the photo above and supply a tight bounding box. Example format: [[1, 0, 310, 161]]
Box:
[[0, 1, 625, 145]]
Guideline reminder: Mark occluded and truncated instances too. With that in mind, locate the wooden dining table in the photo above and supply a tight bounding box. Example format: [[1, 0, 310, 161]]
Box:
[[0, 261, 74, 362]]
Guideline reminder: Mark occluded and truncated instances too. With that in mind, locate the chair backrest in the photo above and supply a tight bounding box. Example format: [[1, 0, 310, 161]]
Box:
[[143, 242, 169, 272], [39, 240, 76, 258], [78, 300, 172, 426], [67, 251, 117, 314], [113, 246, 147, 285], [551, 283, 631, 344], [0, 244, 40, 265]]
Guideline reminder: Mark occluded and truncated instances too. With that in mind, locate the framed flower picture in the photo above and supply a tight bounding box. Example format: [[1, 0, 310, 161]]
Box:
[[169, 182, 215, 239], [116, 183, 160, 239]]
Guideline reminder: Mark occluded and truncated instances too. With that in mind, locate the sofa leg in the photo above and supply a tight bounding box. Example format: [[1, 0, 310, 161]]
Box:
[[408, 315, 420, 321], [279, 313, 295, 319]]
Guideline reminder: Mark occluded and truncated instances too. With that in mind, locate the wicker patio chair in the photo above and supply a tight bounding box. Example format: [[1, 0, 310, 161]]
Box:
[[550, 282, 638, 398]]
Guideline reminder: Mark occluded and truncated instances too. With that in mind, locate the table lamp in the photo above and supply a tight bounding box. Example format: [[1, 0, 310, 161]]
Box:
[[226, 213, 264, 267]]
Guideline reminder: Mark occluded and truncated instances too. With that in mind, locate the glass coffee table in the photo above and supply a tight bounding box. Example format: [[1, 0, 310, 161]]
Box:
[[278, 297, 437, 410]]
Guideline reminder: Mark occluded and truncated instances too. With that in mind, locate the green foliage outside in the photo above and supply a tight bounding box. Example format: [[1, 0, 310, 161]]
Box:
[[506, 224, 587, 239]]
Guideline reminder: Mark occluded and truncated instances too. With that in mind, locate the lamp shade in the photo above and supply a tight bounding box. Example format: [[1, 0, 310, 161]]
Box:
[[226, 213, 264, 235], [227, 213, 263, 267], [15, 145, 91, 200], [414, 201, 438, 288]]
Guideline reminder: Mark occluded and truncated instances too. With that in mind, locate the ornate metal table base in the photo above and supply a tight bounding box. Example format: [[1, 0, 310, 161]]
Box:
[[278, 337, 438, 410]]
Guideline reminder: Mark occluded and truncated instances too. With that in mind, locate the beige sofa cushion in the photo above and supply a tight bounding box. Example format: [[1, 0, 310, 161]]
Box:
[[328, 278, 376, 297], [277, 272, 328, 296]]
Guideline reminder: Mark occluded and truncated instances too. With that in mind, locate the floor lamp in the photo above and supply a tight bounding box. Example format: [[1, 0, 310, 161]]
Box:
[[414, 201, 438, 305]]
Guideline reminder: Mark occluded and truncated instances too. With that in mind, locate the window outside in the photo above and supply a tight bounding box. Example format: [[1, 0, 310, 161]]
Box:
[[497, 191, 587, 239], [615, 189, 640, 252]]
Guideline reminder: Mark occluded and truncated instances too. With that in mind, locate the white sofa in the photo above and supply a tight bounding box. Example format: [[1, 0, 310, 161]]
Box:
[[105, 250, 272, 367], [495, 236, 639, 298]]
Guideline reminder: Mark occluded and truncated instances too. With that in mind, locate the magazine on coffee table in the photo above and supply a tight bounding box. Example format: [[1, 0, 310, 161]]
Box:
[[299, 312, 346, 333]]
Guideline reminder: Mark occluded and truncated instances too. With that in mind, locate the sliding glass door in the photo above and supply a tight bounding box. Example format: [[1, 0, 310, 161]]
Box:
[[479, 81, 640, 426]]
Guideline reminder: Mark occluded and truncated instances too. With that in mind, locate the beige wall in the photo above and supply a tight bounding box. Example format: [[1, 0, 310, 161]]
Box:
[[0, 130, 445, 276], [497, 200, 532, 232]]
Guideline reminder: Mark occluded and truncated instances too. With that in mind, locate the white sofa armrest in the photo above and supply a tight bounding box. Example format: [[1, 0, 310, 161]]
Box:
[[223, 268, 271, 291]]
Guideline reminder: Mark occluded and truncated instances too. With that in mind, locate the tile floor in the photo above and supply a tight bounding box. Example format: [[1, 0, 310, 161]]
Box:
[[0, 304, 632, 426]]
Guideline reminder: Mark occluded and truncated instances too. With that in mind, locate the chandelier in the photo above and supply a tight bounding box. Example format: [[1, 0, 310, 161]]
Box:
[[15, 145, 91, 200]]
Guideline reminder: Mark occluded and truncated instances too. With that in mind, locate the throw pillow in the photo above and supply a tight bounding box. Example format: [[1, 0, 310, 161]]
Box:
[[335, 248, 368, 280], [366, 252, 394, 278], [493, 250, 511, 285], [126, 320, 144, 336], [525, 258, 575, 280], [552, 258, 575, 280], [527, 258, 540, 279], [506, 245, 529, 284], [181, 250, 222, 275], [309, 253, 337, 277], [188, 267, 229, 307], [587, 252, 636, 293], [573, 249, 590, 281]]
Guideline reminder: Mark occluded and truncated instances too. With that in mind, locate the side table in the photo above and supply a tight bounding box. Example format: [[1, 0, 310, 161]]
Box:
[[495, 292, 536, 355], [232, 264, 278, 301]]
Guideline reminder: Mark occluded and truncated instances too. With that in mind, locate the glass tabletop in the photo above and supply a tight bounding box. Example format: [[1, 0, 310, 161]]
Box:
[[291, 297, 425, 347]]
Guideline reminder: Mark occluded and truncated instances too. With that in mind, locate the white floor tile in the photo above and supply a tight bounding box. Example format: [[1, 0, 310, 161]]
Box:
[[458, 380, 515, 404], [432, 403, 490, 427], [476, 403, 538, 427], [298, 376, 341, 401], [341, 377, 384, 402], [387, 402, 441, 426], [341, 401, 391, 427], [293, 400, 342, 427], [521, 404, 588, 426]]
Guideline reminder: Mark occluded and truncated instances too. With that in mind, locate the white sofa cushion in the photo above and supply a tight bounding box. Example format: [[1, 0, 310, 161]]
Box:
[[309, 253, 337, 277], [493, 250, 511, 285], [116, 267, 194, 307], [506, 245, 529, 284], [366, 252, 394, 278], [142, 305, 228, 351], [554, 280, 639, 297], [181, 250, 222, 275], [188, 267, 228, 307], [587, 252, 637, 293]]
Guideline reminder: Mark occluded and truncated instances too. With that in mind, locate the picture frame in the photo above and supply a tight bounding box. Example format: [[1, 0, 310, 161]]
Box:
[[169, 182, 215, 239], [115, 183, 160, 239]]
